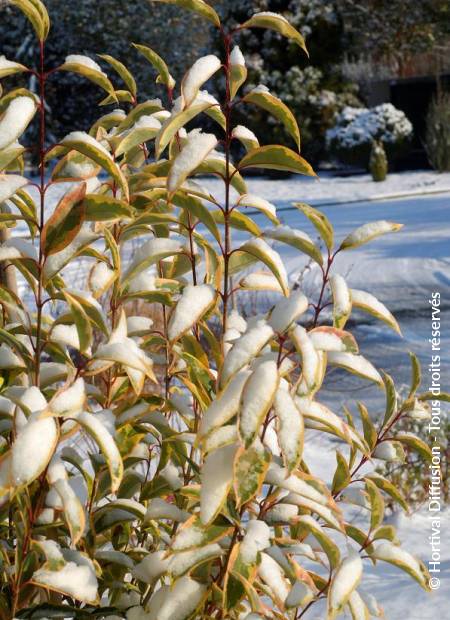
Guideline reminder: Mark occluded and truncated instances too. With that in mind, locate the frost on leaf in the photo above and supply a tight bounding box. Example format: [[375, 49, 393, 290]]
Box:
[[330, 274, 352, 329]]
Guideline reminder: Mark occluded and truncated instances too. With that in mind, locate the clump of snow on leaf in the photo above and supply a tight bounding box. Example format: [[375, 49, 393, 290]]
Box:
[[64, 54, 105, 75], [200, 443, 237, 525], [230, 46, 245, 66], [32, 560, 98, 603], [0, 96, 35, 150], [182, 55, 221, 107], [156, 576, 206, 620], [167, 131, 217, 193], [168, 284, 215, 342]]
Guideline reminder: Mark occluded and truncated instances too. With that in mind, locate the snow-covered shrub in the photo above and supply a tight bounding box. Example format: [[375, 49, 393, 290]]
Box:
[[426, 93, 450, 172], [0, 1, 440, 618], [327, 103, 413, 168]]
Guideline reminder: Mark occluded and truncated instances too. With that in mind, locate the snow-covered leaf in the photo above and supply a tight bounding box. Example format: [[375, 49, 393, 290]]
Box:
[[181, 55, 221, 107], [241, 12, 307, 54], [330, 274, 352, 329], [233, 440, 271, 507], [199, 370, 250, 439], [309, 326, 358, 353], [60, 55, 115, 96], [74, 411, 123, 492], [268, 290, 308, 333], [32, 556, 98, 603], [244, 87, 301, 150], [239, 237, 288, 296], [239, 361, 279, 447], [371, 542, 429, 590], [167, 131, 218, 194], [351, 288, 401, 334], [328, 549, 363, 619], [122, 237, 183, 283], [327, 352, 383, 386], [340, 220, 403, 250], [200, 443, 237, 525], [155, 575, 207, 620], [0, 96, 35, 150], [274, 385, 304, 471], [264, 224, 323, 265], [168, 284, 216, 342]]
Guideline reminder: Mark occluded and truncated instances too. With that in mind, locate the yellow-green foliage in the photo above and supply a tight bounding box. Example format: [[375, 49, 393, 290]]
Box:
[[0, 1, 442, 618]]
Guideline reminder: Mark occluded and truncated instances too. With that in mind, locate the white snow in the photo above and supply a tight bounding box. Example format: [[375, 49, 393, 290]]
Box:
[[232, 125, 259, 149], [291, 325, 320, 392], [239, 360, 279, 445], [0, 55, 24, 72], [0, 174, 28, 203], [181, 55, 221, 107], [167, 283, 215, 341], [32, 560, 98, 603], [11, 413, 58, 487], [145, 498, 189, 522], [0, 97, 35, 150], [268, 290, 308, 333], [64, 54, 105, 75], [328, 549, 363, 617], [253, 11, 290, 23], [230, 46, 245, 66], [50, 378, 85, 417], [156, 576, 206, 620], [330, 273, 351, 326], [168, 543, 222, 577], [240, 237, 288, 294], [50, 324, 81, 350], [132, 551, 170, 583], [273, 385, 304, 470], [220, 319, 274, 386], [350, 288, 400, 333], [167, 131, 218, 193], [200, 370, 251, 438], [200, 443, 237, 525]]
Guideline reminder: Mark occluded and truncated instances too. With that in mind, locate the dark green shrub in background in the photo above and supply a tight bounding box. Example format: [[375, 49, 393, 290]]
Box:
[[426, 93, 450, 172]]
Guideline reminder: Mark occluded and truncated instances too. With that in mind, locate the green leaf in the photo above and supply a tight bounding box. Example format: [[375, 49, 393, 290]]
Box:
[[151, 0, 221, 27], [74, 412, 123, 493], [340, 220, 403, 251], [294, 202, 334, 251], [82, 194, 132, 221], [212, 209, 261, 237], [394, 433, 432, 461], [332, 451, 350, 494], [240, 12, 307, 55], [59, 133, 129, 201], [233, 443, 271, 508], [98, 54, 137, 97], [365, 473, 408, 512], [62, 291, 92, 353], [59, 60, 116, 98], [132, 43, 175, 90], [357, 403, 377, 451], [419, 391, 450, 402], [263, 225, 323, 266], [195, 156, 247, 195], [11, 0, 49, 41], [239, 237, 288, 296], [41, 183, 86, 256], [365, 478, 385, 531], [297, 515, 340, 568], [244, 89, 301, 150], [155, 99, 220, 159], [230, 64, 247, 100], [409, 352, 421, 397], [239, 145, 315, 176], [382, 372, 397, 426], [173, 192, 220, 243]]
